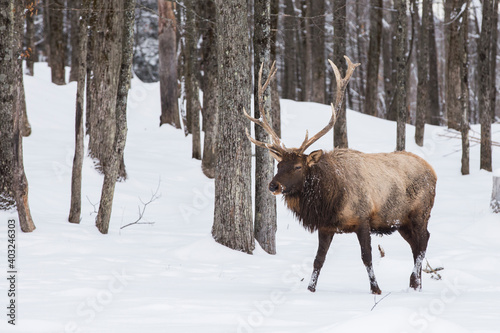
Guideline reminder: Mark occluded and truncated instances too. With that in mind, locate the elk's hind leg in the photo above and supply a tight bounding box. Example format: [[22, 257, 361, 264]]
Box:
[[356, 226, 382, 294], [398, 224, 430, 290], [308, 231, 334, 292]]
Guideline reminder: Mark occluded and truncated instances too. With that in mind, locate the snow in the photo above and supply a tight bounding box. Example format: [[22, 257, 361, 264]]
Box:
[[1, 63, 500, 333]]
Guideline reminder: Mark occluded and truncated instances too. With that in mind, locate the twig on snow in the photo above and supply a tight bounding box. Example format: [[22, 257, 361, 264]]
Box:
[[423, 259, 443, 280], [120, 180, 161, 230], [371, 292, 391, 311]]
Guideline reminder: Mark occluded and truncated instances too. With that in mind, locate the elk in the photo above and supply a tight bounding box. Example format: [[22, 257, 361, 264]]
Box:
[[244, 56, 437, 294]]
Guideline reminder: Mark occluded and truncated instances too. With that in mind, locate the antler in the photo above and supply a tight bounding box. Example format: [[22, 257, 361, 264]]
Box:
[[243, 61, 285, 160], [296, 55, 360, 154]]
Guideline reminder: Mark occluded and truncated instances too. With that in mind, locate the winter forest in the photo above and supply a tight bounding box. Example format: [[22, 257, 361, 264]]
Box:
[[0, 0, 499, 332]]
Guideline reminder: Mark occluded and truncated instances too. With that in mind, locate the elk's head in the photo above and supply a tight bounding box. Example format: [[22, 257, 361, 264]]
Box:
[[244, 56, 359, 196]]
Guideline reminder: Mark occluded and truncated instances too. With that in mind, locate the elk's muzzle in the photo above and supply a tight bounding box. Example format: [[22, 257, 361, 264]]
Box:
[[269, 181, 282, 195]]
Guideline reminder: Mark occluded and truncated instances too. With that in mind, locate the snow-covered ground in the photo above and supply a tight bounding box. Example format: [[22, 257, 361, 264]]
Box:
[[1, 63, 499, 333]]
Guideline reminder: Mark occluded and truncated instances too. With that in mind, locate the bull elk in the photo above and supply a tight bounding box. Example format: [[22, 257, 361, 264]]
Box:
[[244, 56, 437, 294]]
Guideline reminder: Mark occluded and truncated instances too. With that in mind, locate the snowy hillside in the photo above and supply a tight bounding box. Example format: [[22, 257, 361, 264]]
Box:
[[1, 64, 499, 333]]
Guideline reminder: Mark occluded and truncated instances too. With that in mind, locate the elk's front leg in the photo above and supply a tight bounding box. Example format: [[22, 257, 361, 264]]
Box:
[[356, 226, 382, 294], [308, 231, 334, 292]]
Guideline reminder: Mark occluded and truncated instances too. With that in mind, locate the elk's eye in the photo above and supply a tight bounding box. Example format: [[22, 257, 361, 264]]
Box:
[[295, 165, 302, 170]]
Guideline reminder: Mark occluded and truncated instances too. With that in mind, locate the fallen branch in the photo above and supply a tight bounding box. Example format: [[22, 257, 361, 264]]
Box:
[[87, 196, 98, 215], [371, 292, 391, 311], [438, 129, 500, 148], [120, 180, 161, 230], [423, 259, 443, 280]]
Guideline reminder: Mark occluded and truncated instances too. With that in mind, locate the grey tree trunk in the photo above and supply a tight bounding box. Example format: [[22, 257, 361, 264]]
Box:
[[310, 0, 326, 104], [48, 0, 66, 85], [95, 0, 134, 234], [415, 0, 430, 146], [185, 0, 201, 159], [270, 0, 280, 138], [491, 173, 500, 213], [0, 0, 36, 232], [427, 5, 440, 126], [69, 0, 81, 83], [87, 0, 127, 179], [158, 0, 181, 128], [283, 0, 297, 100], [212, 0, 254, 254], [69, 0, 90, 224], [489, 0, 498, 121], [382, 0, 396, 121], [25, 0, 36, 76], [201, 0, 218, 179], [479, 0, 492, 171], [333, 0, 348, 148], [254, 0, 277, 255], [445, 0, 463, 131], [395, 0, 407, 152], [365, 0, 383, 117], [460, 0, 469, 176]]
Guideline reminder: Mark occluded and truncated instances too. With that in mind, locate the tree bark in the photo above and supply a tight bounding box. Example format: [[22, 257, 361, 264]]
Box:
[[333, 0, 348, 148], [445, 0, 463, 131], [310, 0, 326, 104], [86, 0, 127, 179], [491, 173, 500, 213], [69, 0, 81, 83], [270, 0, 280, 138], [69, 0, 89, 224], [254, 0, 277, 254], [479, 0, 492, 171], [489, 0, 499, 121], [365, 0, 383, 117], [158, 0, 181, 128], [395, 0, 407, 151], [48, 0, 66, 85], [427, 4, 440, 125], [0, 0, 36, 232], [185, 0, 201, 159], [25, 0, 36, 76], [415, 0, 430, 146], [212, 0, 254, 254], [283, 0, 297, 100], [201, 0, 218, 178], [95, 0, 134, 234], [460, 1, 469, 176], [383, 0, 396, 121]]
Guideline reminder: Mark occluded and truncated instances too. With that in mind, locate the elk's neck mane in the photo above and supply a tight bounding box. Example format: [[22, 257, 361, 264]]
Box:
[[283, 156, 344, 232]]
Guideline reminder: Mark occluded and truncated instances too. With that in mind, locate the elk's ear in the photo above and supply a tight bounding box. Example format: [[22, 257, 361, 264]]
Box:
[[306, 150, 323, 166]]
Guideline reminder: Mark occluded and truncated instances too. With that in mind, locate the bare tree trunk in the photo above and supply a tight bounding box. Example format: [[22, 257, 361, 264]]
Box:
[[310, 0, 325, 104], [0, 0, 36, 232], [365, 0, 382, 117], [427, 4, 440, 125], [383, 0, 396, 121], [445, 0, 463, 131], [283, 0, 297, 100], [201, 0, 218, 178], [489, 0, 499, 121], [491, 174, 500, 213], [270, 0, 280, 137], [48, 0, 66, 85], [87, 0, 127, 179], [185, 0, 201, 159], [479, 0, 492, 171], [69, 0, 81, 82], [25, 0, 36, 76], [333, 0, 348, 148], [69, 0, 89, 224], [415, 0, 430, 146], [460, 0, 469, 176], [254, 0, 277, 255], [395, 0, 407, 151], [95, 0, 134, 234], [212, 0, 254, 254], [158, 0, 181, 128]]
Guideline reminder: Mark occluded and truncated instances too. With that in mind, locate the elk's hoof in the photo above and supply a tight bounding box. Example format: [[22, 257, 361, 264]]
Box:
[[371, 286, 382, 295], [308, 285, 316, 293]]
